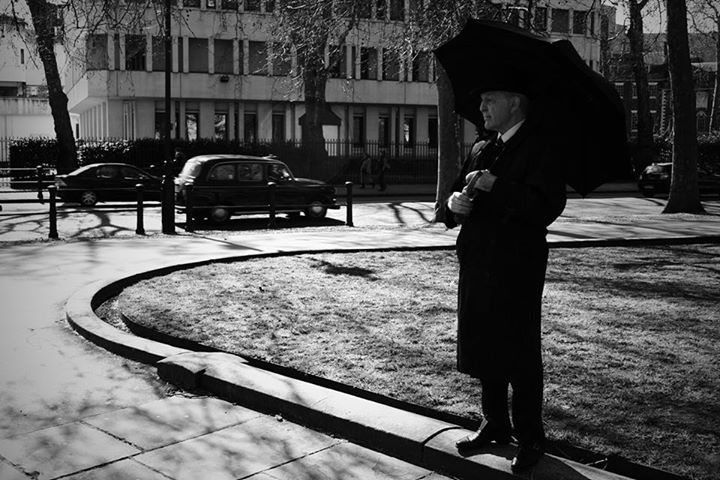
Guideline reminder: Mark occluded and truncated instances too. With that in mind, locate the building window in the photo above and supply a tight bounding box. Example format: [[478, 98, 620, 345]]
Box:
[[249, 41, 268, 75], [329, 45, 346, 78], [551, 8, 569, 33], [152, 36, 167, 71], [375, 0, 386, 20], [188, 38, 208, 73], [648, 83, 659, 98], [573, 10, 587, 35], [245, 0, 260, 11], [272, 113, 285, 142], [411, 51, 429, 82], [358, 0, 371, 18], [214, 39, 234, 74], [266, 0, 275, 12], [221, 0, 238, 9], [184, 0, 200, 7], [389, 0, 403, 20], [177, 37, 184, 72], [207, 0, 216, 8], [360, 47, 378, 80], [125, 35, 147, 71], [86, 34, 108, 70], [590, 11, 596, 35], [215, 113, 227, 140], [403, 116, 415, 147], [272, 43, 291, 76], [533, 7, 547, 31], [123, 101, 136, 139], [353, 115, 365, 146], [378, 115, 390, 147], [186, 112, 199, 140], [20, 49, 25, 65], [382, 49, 400, 81], [154, 110, 166, 139], [244, 112, 258, 142], [428, 117, 438, 148]]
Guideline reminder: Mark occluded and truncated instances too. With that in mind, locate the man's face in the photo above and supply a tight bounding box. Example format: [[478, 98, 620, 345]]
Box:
[[479, 91, 516, 134]]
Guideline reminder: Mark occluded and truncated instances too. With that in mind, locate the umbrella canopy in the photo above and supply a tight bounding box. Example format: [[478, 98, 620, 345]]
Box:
[[434, 19, 630, 196]]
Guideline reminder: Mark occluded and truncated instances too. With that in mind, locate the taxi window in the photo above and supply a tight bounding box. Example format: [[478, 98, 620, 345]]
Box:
[[237, 163, 263, 182], [208, 164, 236, 181], [268, 164, 292, 182], [96, 165, 120, 179]]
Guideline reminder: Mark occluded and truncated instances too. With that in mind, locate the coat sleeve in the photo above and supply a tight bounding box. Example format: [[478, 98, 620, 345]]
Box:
[[485, 135, 567, 229], [441, 141, 486, 229]]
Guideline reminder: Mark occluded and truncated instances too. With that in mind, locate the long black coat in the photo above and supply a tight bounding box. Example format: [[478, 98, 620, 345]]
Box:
[[443, 121, 567, 381]]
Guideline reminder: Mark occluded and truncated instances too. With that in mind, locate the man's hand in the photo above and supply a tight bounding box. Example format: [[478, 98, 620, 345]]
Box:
[[447, 191, 473, 216], [474, 169, 497, 192]]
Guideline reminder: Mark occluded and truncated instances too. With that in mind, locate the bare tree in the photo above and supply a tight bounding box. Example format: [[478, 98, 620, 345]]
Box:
[[622, 0, 657, 174], [663, 0, 704, 213], [403, 1, 504, 222], [15, 0, 78, 173], [687, 0, 720, 132]]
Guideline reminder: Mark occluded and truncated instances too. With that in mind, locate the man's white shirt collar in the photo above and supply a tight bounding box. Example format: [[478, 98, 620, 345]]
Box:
[[498, 120, 525, 144]]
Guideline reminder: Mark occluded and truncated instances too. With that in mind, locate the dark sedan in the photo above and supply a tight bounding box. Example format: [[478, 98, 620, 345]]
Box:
[[55, 163, 162, 206], [174, 154, 338, 223], [638, 162, 720, 198]]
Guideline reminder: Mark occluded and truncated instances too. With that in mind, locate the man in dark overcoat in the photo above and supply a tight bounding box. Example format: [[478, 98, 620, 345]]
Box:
[[442, 78, 567, 471]]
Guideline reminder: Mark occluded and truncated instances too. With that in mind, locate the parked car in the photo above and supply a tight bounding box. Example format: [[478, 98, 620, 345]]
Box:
[[174, 154, 338, 223], [55, 163, 162, 206], [638, 162, 720, 198]]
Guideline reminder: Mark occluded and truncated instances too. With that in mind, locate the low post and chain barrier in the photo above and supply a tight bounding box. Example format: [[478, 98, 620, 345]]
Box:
[[267, 182, 277, 229], [135, 184, 145, 235], [345, 181, 354, 227], [47, 185, 58, 240], [185, 183, 194, 233]]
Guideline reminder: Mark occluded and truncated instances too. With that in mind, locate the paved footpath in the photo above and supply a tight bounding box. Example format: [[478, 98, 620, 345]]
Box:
[[0, 196, 718, 479]]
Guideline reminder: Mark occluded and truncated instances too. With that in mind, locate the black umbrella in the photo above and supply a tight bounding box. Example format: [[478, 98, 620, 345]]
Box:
[[434, 18, 630, 196]]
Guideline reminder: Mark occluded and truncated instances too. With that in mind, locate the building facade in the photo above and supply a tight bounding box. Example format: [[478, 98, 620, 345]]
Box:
[[63, 0, 613, 151]]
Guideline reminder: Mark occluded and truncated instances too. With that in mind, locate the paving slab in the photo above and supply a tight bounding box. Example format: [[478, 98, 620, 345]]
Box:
[[159, 351, 457, 465], [246, 441, 451, 480], [0, 460, 30, 480], [84, 395, 262, 450], [62, 458, 170, 480], [0, 422, 139, 480], [133, 415, 342, 480]]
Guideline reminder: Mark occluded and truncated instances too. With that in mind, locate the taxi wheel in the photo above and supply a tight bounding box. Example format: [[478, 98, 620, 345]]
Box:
[[79, 191, 98, 206], [304, 201, 327, 219], [209, 206, 231, 224]]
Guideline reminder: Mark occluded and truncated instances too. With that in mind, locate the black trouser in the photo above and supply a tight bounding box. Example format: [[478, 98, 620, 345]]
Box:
[[481, 361, 545, 446]]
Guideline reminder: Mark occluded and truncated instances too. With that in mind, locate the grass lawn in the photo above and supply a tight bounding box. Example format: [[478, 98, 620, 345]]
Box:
[[116, 244, 720, 480]]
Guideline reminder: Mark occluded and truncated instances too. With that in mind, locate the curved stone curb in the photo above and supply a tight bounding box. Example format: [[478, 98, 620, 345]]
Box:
[[64, 237, 699, 480]]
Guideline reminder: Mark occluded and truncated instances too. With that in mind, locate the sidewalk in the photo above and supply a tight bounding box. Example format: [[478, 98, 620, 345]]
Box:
[[1, 197, 717, 479]]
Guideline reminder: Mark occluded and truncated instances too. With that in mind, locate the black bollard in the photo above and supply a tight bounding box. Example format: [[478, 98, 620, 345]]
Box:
[[345, 181, 354, 227], [48, 185, 58, 239], [267, 182, 277, 229], [185, 183, 194, 233], [36, 165, 45, 204], [135, 183, 145, 235]]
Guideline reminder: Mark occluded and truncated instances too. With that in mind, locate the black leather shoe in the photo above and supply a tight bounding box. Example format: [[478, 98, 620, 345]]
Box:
[[456, 422, 512, 452], [511, 443, 544, 470]]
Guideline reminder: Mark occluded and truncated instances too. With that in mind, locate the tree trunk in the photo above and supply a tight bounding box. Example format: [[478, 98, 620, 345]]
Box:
[[627, 0, 655, 175], [434, 63, 462, 223], [709, 27, 720, 131], [299, 45, 329, 177], [663, 0, 704, 214], [26, 0, 77, 174]]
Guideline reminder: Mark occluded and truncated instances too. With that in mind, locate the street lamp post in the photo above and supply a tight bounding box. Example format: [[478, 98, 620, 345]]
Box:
[[161, 0, 175, 234]]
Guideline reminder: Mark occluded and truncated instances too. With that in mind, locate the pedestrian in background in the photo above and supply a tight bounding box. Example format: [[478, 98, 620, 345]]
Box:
[[377, 152, 390, 191], [442, 74, 567, 471], [360, 153, 374, 189]]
